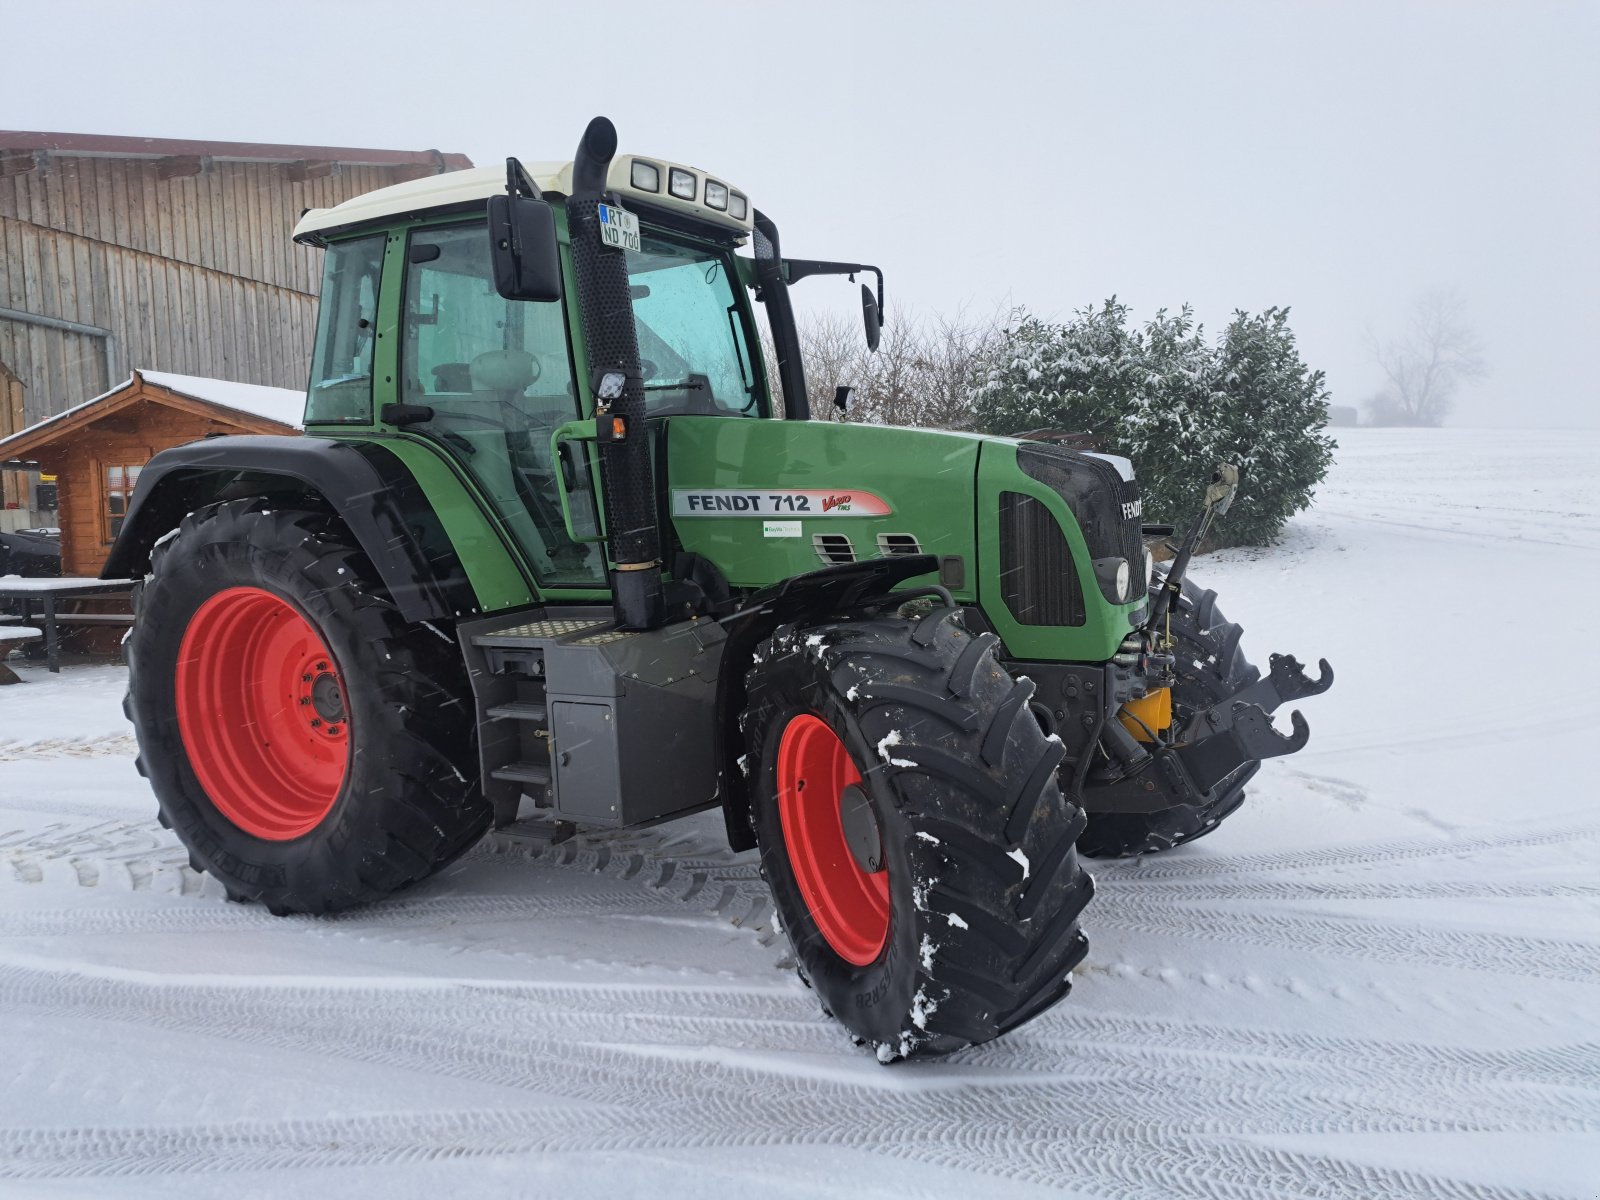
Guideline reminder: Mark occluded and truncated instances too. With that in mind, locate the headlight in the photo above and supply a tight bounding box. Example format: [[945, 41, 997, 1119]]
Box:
[[1143, 546, 1154, 588], [668, 168, 697, 200], [630, 159, 661, 192], [729, 192, 748, 220], [1092, 556, 1135, 604], [704, 179, 729, 210]]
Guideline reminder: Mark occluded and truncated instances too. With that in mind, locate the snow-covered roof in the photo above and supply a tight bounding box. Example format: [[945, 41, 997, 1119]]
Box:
[[0, 370, 303, 457], [139, 371, 305, 429]]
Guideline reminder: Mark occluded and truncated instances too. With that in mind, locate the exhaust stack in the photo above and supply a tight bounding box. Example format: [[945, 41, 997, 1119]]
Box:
[[564, 116, 663, 630]]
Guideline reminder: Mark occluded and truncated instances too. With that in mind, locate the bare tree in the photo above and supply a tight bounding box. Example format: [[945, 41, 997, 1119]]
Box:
[[798, 311, 868, 420], [790, 305, 1003, 429], [1368, 289, 1488, 426]]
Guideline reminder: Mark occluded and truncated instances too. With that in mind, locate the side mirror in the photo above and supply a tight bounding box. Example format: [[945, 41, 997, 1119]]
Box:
[[861, 283, 882, 352], [488, 193, 562, 302], [833, 385, 854, 412]]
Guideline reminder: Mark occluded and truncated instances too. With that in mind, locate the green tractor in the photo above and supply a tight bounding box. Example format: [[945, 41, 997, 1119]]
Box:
[[107, 117, 1331, 1061]]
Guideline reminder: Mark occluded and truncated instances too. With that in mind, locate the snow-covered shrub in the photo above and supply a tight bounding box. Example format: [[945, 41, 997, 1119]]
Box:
[[972, 301, 1335, 547]]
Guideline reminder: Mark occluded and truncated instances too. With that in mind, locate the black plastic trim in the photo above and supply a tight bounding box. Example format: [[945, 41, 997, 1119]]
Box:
[[100, 434, 478, 624]]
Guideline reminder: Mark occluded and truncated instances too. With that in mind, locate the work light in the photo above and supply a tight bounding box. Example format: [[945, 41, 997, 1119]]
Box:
[[668, 168, 697, 200], [704, 179, 729, 210], [729, 192, 748, 220], [630, 159, 661, 192]]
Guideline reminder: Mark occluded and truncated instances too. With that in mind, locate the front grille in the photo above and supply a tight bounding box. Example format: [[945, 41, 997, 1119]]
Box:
[[999, 491, 1084, 626], [1015, 444, 1145, 601]]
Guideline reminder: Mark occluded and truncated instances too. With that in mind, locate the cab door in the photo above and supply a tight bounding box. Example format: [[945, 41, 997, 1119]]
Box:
[[398, 222, 604, 587]]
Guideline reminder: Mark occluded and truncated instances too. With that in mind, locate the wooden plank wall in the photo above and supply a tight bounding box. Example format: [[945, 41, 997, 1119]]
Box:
[[0, 157, 406, 424], [1, 362, 24, 508]]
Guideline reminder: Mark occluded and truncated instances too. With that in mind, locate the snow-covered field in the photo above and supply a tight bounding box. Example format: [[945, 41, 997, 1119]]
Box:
[[2, 427, 1596, 1199]]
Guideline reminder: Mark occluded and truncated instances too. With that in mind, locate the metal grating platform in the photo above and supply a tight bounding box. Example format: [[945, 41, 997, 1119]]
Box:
[[569, 630, 638, 647], [494, 619, 610, 640]]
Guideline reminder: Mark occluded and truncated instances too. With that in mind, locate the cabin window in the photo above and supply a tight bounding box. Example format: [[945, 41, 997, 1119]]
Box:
[[306, 234, 386, 423], [104, 463, 143, 541]]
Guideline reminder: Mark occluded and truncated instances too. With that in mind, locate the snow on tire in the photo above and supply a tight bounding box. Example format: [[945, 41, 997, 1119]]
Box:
[[744, 606, 1094, 1061]]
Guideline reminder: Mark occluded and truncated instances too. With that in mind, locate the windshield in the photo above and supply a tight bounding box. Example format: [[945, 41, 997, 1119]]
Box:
[[627, 233, 761, 416]]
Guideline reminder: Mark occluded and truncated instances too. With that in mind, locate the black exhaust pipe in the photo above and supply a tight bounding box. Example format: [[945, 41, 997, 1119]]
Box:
[[564, 116, 663, 630]]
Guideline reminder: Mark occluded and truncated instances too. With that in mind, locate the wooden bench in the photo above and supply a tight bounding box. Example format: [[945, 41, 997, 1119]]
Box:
[[0, 625, 43, 685]]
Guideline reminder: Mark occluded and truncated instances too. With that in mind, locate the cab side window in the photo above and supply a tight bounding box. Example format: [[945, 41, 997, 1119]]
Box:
[[305, 235, 385, 423]]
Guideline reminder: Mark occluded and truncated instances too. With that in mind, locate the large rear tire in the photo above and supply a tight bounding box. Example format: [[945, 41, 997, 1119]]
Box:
[[1077, 571, 1261, 858], [126, 500, 491, 914], [744, 607, 1094, 1061]]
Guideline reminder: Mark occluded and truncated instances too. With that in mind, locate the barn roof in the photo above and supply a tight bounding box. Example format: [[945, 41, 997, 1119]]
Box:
[[0, 131, 472, 174], [0, 370, 303, 465]]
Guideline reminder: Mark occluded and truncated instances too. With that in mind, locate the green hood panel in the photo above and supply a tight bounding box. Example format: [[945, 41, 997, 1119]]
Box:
[[666, 418, 981, 594]]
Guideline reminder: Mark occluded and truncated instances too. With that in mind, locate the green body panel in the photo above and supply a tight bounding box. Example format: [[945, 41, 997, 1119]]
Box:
[[975, 439, 1145, 662], [362, 436, 537, 611], [665, 417, 980, 595]]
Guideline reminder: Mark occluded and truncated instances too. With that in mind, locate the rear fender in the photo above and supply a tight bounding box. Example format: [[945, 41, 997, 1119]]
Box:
[[102, 435, 481, 624]]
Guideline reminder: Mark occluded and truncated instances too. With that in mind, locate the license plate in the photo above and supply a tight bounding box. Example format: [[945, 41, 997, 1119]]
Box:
[[598, 203, 640, 252]]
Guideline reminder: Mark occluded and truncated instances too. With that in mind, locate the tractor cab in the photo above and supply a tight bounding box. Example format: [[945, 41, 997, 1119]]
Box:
[[294, 152, 779, 589]]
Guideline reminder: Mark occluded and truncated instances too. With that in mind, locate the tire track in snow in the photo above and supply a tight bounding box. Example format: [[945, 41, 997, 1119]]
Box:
[[1093, 895, 1600, 983], [1, 1079, 1587, 1200], [0, 734, 137, 761], [3, 965, 1593, 1167], [1091, 819, 1600, 882], [1005, 1011, 1600, 1091], [1094, 875, 1600, 902]]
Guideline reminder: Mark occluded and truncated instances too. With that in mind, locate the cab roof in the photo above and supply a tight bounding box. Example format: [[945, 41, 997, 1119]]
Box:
[[293, 155, 752, 244]]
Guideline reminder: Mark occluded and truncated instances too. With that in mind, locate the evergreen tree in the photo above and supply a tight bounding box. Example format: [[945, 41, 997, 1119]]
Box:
[[972, 302, 1334, 547]]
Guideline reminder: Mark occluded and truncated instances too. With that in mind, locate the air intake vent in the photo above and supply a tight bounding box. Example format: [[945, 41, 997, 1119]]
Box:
[[813, 533, 856, 564], [876, 533, 922, 557], [999, 491, 1084, 626]]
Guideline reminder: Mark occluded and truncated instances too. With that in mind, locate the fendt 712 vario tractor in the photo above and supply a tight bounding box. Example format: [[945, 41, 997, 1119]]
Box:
[[108, 117, 1331, 1061]]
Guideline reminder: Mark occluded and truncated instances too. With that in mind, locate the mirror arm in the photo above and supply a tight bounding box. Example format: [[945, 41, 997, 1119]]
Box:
[[784, 259, 886, 325]]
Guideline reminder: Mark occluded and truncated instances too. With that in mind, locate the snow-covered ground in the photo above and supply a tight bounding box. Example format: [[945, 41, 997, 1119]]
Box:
[[2, 427, 1596, 1199]]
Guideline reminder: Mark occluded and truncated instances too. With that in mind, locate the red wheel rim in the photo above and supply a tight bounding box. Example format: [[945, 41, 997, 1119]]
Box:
[[175, 587, 349, 840], [776, 714, 889, 966]]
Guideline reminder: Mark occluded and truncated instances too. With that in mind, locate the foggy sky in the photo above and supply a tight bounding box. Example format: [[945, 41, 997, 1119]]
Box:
[[4, 0, 1596, 427]]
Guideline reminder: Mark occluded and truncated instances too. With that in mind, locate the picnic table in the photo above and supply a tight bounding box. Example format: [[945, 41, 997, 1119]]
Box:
[[0, 577, 138, 673]]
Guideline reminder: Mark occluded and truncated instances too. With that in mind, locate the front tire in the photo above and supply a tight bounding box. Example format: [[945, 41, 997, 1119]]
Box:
[[126, 500, 491, 914], [744, 607, 1094, 1061]]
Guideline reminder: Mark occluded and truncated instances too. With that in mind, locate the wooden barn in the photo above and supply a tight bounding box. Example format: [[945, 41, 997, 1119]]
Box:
[[0, 369, 302, 577], [0, 130, 471, 526]]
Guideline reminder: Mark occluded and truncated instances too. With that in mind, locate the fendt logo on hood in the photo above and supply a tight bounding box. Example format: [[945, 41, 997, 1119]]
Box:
[[672, 489, 893, 518]]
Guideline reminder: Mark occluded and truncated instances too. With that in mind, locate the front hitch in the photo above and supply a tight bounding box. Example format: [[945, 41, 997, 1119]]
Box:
[[1180, 652, 1333, 741]]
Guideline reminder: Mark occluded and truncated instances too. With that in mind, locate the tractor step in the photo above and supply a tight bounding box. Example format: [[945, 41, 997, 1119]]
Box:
[[487, 701, 548, 723], [492, 761, 553, 786]]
